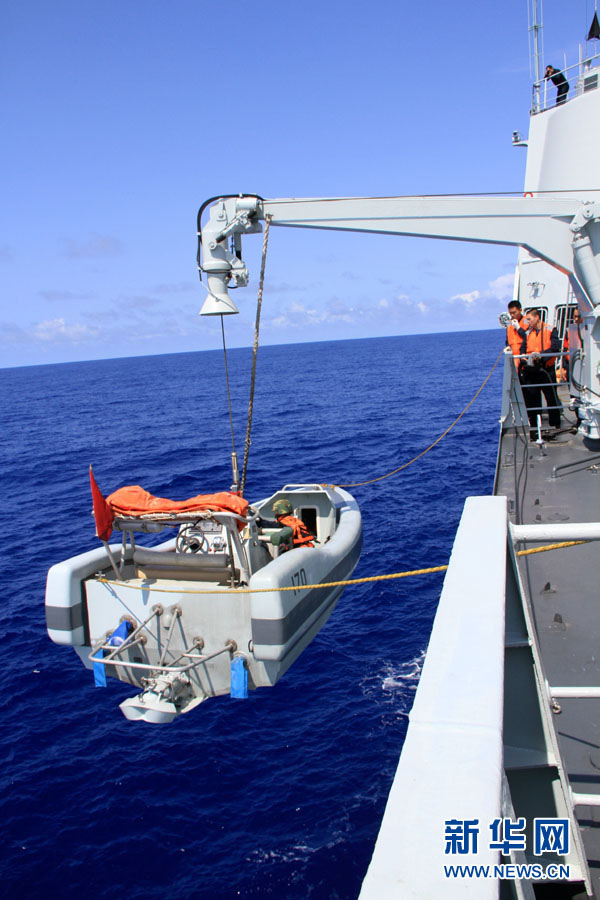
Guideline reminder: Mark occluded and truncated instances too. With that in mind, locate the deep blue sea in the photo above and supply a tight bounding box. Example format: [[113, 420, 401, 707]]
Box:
[[0, 331, 503, 899]]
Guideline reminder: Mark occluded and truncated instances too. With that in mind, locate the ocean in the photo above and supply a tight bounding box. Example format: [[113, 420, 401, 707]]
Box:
[[0, 330, 503, 899]]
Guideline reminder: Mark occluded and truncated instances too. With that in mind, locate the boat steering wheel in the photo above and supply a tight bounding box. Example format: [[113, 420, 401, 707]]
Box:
[[176, 524, 208, 554]]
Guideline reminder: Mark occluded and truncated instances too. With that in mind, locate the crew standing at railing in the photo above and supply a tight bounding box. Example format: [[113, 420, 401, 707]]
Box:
[[545, 65, 569, 105], [505, 300, 529, 376], [520, 308, 562, 438]]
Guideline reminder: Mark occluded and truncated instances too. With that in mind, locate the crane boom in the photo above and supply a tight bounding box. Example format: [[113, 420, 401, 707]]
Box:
[[198, 194, 600, 316]]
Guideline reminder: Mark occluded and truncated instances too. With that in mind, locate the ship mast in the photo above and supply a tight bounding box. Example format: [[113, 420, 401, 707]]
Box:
[[529, 0, 544, 113]]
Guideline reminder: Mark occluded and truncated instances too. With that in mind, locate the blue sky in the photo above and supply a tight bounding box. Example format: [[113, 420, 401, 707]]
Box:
[[2, 0, 595, 367]]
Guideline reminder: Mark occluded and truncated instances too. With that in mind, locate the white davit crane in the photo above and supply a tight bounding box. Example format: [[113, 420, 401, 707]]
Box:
[[198, 193, 600, 437]]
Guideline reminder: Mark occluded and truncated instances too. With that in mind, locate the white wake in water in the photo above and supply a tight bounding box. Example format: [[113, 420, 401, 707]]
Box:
[[360, 650, 426, 720]]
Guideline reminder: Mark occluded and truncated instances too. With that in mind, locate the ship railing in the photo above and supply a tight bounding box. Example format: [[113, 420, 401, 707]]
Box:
[[111, 507, 257, 585], [511, 521, 600, 809], [360, 498, 594, 896], [500, 349, 566, 433], [532, 51, 600, 113], [500, 348, 529, 433], [512, 350, 566, 365], [89, 643, 235, 675], [511, 352, 567, 415]]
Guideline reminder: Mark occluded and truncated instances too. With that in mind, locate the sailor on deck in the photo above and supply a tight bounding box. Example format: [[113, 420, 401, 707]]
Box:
[[520, 308, 562, 438], [545, 65, 569, 105], [505, 300, 529, 375]]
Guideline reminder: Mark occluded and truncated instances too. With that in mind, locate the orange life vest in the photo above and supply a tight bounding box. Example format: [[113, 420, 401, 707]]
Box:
[[277, 514, 315, 547], [506, 319, 527, 356], [524, 323, 557, 368]]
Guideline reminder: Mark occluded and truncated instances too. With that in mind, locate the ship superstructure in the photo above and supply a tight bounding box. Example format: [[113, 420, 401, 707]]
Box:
[[360, 16, 600, 900], [193, 14, 600, 893]]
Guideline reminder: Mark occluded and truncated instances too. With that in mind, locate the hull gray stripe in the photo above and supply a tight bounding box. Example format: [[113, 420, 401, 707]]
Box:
[[46, 604, 83, 632], [251, 532, 362, 645]]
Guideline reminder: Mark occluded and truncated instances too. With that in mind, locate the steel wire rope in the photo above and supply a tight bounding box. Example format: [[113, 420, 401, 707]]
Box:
[[241, 215, 272, 495], [328, 347, 507, 489], [220, 315, 237, 456]]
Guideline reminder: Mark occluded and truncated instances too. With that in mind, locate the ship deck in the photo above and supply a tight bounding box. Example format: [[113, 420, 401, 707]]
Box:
[[496, 383, 600, 898]]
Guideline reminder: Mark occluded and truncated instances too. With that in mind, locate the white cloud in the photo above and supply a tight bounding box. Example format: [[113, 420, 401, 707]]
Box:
[[33, 318, 100, 343], [265, 291, 433, 334], [451, 290, 480, 306], [267, 299, 355, 330], [449, 271, 516, 309], [488, 272, 515, 300]]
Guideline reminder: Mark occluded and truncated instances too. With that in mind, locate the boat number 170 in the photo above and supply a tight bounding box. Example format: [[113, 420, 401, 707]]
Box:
[[291, 568, 307, 594]]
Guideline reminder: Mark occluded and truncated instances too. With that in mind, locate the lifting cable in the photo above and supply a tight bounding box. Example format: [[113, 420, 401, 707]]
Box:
[[241, 215, 272, 495], [96, 538, 590, 595], [220, 314, 237, 458], [328, 346, 506, 489]]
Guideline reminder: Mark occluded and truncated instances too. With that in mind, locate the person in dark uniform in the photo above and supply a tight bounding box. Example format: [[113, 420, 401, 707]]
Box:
[[258, 499, 316, 552], [520, 308, 562, 438], [545, 65, 569, 105]]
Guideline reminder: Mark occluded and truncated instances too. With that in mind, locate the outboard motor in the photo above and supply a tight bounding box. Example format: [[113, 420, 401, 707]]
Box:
[[120, 673, 205, 724]]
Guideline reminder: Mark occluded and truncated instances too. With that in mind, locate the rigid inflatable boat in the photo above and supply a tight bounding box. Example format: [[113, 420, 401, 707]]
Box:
[[45, 482, 362, 723]]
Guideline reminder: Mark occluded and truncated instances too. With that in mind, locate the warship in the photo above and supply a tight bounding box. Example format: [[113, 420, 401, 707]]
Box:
[[191, 4, 600, 895], [359, 5, 600, 897]]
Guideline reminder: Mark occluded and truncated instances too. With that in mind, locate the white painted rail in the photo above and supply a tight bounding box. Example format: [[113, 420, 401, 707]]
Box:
[[511, 523, 600, 542], [359, 497, 508, 899]]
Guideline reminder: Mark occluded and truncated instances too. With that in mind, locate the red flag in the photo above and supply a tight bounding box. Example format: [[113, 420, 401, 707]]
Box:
[[89, 465, 114, 541]]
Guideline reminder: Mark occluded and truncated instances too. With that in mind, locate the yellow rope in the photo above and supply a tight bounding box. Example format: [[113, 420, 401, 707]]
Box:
[[95, 539, 589, 596], [96, 564, 449, 595], [327, 347, 506, 488], [515, 539, 587, 556]]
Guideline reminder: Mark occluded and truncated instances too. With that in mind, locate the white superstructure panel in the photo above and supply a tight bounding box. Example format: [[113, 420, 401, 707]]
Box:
[[517, 73, 600, 317], [525, 76, 600, 197]]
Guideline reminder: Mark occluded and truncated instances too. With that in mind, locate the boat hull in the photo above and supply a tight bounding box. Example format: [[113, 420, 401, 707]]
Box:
[[45, 485, 362, 708]]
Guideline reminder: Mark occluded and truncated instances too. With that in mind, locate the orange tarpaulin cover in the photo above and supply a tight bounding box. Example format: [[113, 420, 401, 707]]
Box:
[[106, 486, 248, 520]]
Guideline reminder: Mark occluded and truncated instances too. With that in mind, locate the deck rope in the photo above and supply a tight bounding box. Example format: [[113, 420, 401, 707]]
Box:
[[327, 347, 506, 488], [515, 539, 588, 556], [241, 214, 272, 495], [95, 539, 589, 595]]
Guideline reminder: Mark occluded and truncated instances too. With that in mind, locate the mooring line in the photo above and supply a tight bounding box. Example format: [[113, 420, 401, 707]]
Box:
[[95, 538, 589, 596], [325, 347, 506, 489]]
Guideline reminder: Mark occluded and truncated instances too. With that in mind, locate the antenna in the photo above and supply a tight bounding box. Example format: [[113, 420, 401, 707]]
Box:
[[529, 0, 544, 112]]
